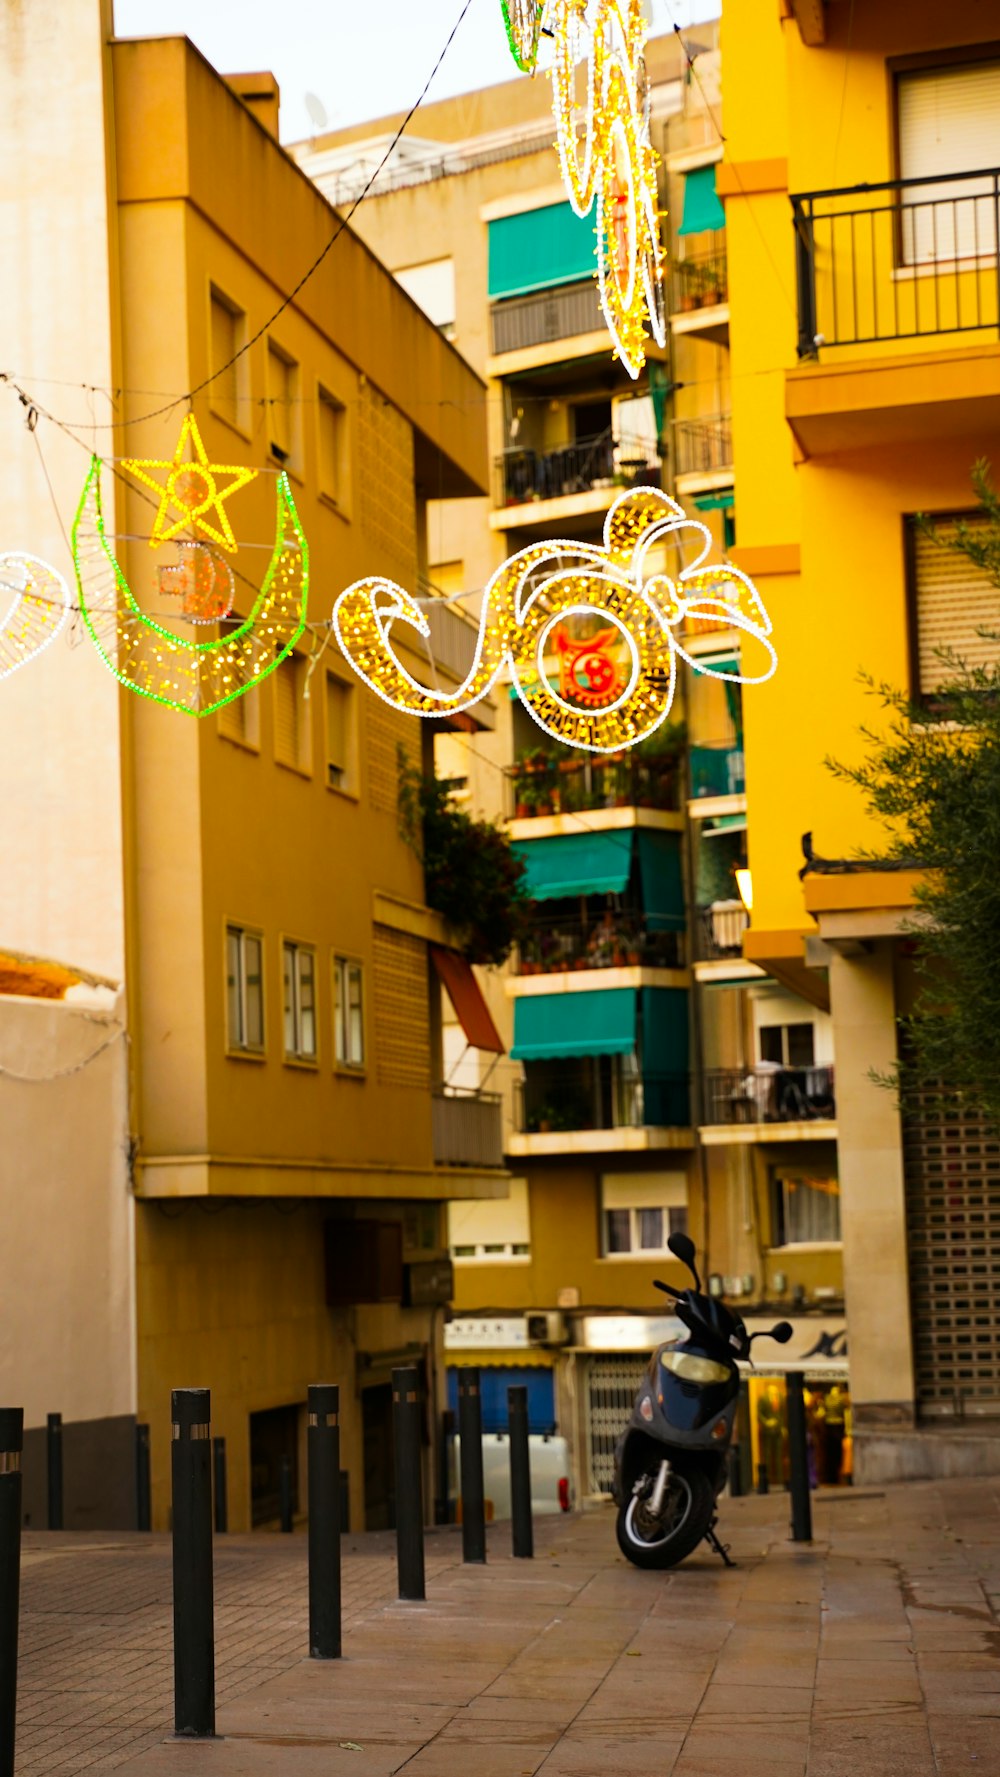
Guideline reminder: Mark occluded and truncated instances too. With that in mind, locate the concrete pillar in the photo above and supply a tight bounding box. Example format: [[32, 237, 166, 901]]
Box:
[[828, 942, 915, 1432]]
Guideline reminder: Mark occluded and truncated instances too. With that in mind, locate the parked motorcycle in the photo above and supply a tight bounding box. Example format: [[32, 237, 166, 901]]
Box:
[[612, 1232, 792, 1569]]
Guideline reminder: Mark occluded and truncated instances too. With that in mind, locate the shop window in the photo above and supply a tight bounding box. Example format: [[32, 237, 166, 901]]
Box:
[[334, 955, 365, 1069], [226, 923, 264, 1054], [267, 340, 299, 467], [209, 285, 248, 432], [759, 1022, 815, 1067], [325, 670, 357, 794], [601, 1172, 688, 1257], [283, 939, 317, 1062], [771, 1168, 841, 1246], [274, 653, 311, 773]]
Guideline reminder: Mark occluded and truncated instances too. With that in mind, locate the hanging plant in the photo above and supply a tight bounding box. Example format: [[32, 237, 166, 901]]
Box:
[[398, 752, 531, 967]]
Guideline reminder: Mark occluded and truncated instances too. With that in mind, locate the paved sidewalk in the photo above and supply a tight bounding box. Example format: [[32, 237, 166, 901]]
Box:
[[16, 1478, 1000, 1776]]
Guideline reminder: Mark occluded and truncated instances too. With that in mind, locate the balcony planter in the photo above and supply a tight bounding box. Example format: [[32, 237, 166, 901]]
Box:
[[515, 800, 530, 818]]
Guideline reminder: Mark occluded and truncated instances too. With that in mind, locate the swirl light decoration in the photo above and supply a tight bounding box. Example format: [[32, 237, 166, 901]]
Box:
[[501, 0, 666, 378], [0, 554, 70, 680], [71, 450, 308, 718], [332, 488, 775, 754]]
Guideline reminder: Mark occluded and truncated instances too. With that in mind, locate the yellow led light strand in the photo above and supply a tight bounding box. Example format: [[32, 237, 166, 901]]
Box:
[[121, 413, 258, 553], [0, 553, 70, 680]]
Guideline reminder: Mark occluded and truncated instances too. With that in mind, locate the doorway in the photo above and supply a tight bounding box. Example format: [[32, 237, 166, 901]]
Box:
[[362, 1383, 395, 1531], [250, 1403, 300, 1527]]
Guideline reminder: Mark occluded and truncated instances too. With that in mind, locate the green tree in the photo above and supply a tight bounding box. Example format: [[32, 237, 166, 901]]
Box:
[[828, 462, 1000, 1117], [398, 754, 531, 967]]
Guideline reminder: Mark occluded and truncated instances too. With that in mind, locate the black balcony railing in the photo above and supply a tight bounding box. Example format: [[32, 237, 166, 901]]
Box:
[[672, 249, 728, 315], [791, 168, 1000, 356], [494, 432, 661, 509], [696, 901, 748, 961], [673, 413, 732, 479], [518, 912, 684, 975], [514, 1068, 690, 1134], [703, 1066, 836, 1125], [491, 280, 607, 355], [505, 750, 682, 818]]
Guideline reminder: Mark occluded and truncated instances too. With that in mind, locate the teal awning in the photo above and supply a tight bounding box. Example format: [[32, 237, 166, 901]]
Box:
[[636, 830, 685, 931], [641, 987, 690, 1126], [692, 490, 734, 512], [511, 989, 637, 1060], [488, 203, 597, 299], [703, 813, 747, 836], [678, 165, 726, 237], [512, 831, 632, 901]]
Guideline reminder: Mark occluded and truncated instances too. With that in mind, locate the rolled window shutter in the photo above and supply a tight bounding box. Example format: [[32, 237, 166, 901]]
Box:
[[898, 64, 1000, 261], [911, 514, 1000, 694], [275, 659, 298, 762]]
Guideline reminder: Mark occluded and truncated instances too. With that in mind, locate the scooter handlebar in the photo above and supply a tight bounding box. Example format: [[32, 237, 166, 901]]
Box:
[[653, 1279, 681, 1298]]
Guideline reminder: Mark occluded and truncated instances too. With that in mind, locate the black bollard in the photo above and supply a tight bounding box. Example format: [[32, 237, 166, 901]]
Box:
[[507, 1386, 533, 1559], [786, 1371, 813, 1543], [458, 1369, 486, 1565], [307, 1384, 341, 1659], [279, 1454, 294, 1533], [47, 1413, 63, 1532], [0, 1408, 23, 1777], [171, 1389, 215, 1737], [212, 1438, 227, 1535], [391, 1366, 425, 1602], [755, 1462, 769, 1496], [135, 1423, 151, 1532]]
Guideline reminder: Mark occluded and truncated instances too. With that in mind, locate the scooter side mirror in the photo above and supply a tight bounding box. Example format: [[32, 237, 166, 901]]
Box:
[[666, 1232, 700, 1289], [770, 1321, 794, 1344]]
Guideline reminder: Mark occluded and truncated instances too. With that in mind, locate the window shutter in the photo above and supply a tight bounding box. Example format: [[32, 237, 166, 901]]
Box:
[[898, 64, 1000, 260], [210, 293, 239, 425], [274, 658, 299, 763], [910, 514, 1000, 694]]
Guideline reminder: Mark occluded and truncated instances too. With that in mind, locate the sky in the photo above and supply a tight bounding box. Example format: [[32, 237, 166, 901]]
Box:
[[112, 0, 721, 145]]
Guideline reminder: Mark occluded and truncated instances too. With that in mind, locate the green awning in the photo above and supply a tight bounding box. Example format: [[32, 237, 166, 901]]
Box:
[[511, 989, 637, 1060], [678, 165, 726, 237], [641, 987, 690, 1125], [488, 203, 597, 300], [512, 831, 633, 901], [636, 830, 685, 931], [692, 490, 735, 512], [703, 813, 747, 836]]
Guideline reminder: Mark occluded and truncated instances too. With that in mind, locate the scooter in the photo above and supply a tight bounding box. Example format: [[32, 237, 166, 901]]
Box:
[[612, 1231, 792, 1569]]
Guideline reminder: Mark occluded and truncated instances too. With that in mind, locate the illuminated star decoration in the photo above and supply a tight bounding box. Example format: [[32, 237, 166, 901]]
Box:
[[121, 413, 257, 553]]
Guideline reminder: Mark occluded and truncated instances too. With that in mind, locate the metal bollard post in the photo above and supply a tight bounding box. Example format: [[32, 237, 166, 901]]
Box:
[[507, 1386, 533, 1559], [391, 1366, 425, 1602], [135, 1423, 151, 1532], [307, 1384, 341, 1659], [171, 1389, 215, 1737], [786, 1370, 813, 1543], [458, 1368, 486, 1565], [755, 1462, 769, 1496], [47, 1413, 63, 1532], [212, 1438, 227, 1535], [279, 1455, 294, 1533], [0, 1408, 23, 1777]]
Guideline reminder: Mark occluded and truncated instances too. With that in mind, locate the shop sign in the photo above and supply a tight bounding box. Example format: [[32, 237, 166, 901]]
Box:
[[444, 1316, 531, 1350], [739, 1317, 848, 1377]]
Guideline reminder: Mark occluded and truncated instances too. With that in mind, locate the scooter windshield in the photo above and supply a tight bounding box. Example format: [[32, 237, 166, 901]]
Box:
[[658, 1343, 738, 1431]]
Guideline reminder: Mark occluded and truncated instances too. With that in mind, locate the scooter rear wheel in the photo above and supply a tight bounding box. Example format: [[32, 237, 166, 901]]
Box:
[[616, 1463, 715, 1569]]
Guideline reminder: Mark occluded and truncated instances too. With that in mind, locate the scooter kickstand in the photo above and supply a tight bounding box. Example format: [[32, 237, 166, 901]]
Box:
[[704, 1518, 736, 1567]]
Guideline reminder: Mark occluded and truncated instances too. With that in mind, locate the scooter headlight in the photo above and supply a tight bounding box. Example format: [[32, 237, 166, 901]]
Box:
[[660, 1351, 732, 1385]]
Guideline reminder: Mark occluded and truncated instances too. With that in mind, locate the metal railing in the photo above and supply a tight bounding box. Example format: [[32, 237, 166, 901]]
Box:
[[690, 743, 745, 800], [421, 595, 481, 685], [702, 1066, 836, 1125], [696, 901, 748, 960], [673, 413, 732, 479], [791, 167, 1000, 356], [506, 750, 682, 817], [432, 1089, 504, 1168], [494, 432, 660, 509], [672, 248, 728, 315], [518, 913, 685, 974], [514, 1070, 690, 1133], [491, 280, 606, 355]]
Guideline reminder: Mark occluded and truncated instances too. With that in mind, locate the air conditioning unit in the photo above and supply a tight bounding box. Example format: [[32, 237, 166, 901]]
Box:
[[526, 1311, 569, 1348]]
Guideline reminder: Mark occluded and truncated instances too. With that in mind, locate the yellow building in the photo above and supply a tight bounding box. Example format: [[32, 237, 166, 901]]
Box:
[[724, 0, 1000, 1478], [0, 3, 507, 1532]]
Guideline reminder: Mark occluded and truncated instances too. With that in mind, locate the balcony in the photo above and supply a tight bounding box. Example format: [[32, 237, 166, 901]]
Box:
[[696, 900, 748, 961], [792, 168, 1000, 357], [671, 249, 729, 346], [518, 912, 685, 976], [689, 743, 745, 802], [505, 751, 682, 820], [432, 1088, 504, 1169], [672, 413, 733, 493], [514, 1065, 689, 1136], [492, 433, 662, 531], [702, 1066, 836, 1127], [490, 281, 606, 357], [419, 595, 494, 729]]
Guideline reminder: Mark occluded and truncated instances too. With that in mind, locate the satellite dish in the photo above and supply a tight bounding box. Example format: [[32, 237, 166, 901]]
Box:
[[305, 92, 328, 131]]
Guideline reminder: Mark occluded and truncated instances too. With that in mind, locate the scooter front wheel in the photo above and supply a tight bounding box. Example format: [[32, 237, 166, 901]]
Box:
[[616, 1463, 715, 1569]]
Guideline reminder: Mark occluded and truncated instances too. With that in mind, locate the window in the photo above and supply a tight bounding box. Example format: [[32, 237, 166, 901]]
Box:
[[772, 1169, 841, 1246], [317, 384, 347, 505], [266, 341, 299, 466], [898, 61, 1000, 263], [759, 1023, 815, 1067], [274, 654, 311, 772], [283, 940, 317, 1062], [334, 956, 365, 1069], [219, 687, 260, 749], [226, 924, 264, 1053], [449, 1177, 531, 1262], [325, 670, 357, 794], [601, 1172, 688, 1257], [209, 286, 247, 432], [394, 258, 456, 335], [907, 511, 1000, 698]]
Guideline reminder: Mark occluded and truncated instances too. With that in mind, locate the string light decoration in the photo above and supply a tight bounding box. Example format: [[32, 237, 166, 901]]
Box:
[[71, 456, 308, 717], [121, 413, 257, 553], [332, 487, 775, 754], [501, 0, 544, 70], [0, 553, 70, 680]]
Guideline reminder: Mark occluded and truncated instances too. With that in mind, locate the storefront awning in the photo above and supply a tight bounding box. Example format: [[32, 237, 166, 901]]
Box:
[[678, 164, 726, 236], [430, 945, 504, 1053], [512, 830, 633, 901], [511, 988, 637, 1060]]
